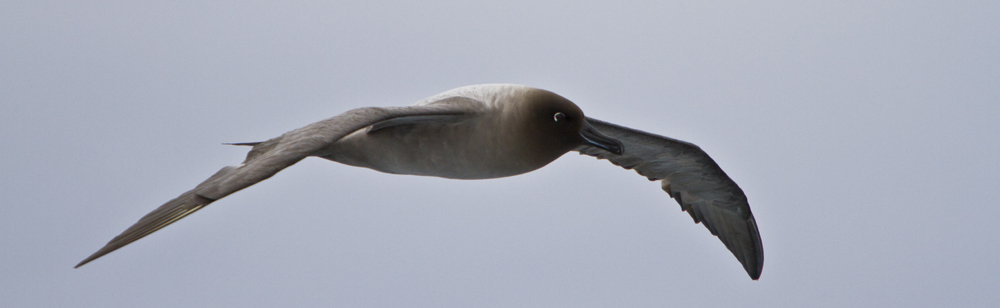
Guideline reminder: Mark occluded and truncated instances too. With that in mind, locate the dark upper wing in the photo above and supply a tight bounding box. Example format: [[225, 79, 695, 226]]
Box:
[[76, 106, 474, 268], [575, 117, 764, 280]]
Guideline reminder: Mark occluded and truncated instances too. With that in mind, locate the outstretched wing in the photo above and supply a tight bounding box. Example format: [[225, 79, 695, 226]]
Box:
[[76, 105, 474, 268], [576, 117, 764, 280]]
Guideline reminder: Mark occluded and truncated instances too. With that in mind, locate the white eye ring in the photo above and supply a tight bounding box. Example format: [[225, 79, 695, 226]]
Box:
[[554, 112, 566, 122]]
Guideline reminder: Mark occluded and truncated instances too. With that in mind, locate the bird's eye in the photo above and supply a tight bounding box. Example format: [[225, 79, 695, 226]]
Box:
[[553, 112, 566, 122]]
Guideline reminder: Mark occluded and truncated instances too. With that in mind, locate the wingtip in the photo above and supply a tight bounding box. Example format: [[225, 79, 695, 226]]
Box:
[[741, 245, 764, 281], [750, 254, 764, 280], [745, 217, 764, 280], [746, 264, 762, 280], [74, 258, 92, 269], [74, 248, 108, 269], [222, 142, 262, 146]]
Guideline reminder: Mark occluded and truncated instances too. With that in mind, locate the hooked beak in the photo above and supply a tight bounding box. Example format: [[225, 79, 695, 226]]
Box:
[[580, 121, 624, 155]]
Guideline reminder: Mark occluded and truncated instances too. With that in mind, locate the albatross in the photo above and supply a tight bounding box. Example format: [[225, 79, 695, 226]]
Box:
[[75, 84, 764, 280]]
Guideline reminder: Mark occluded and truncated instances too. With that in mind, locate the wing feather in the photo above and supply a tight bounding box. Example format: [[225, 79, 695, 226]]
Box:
[[576, 117, 764, 280], [76, 105, 473, 268]]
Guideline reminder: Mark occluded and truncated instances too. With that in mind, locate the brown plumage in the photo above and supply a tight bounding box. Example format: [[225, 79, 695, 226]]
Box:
[[76, 84, 762, 280]]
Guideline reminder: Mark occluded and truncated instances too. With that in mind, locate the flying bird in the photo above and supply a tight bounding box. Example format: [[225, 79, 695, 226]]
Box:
[[76, 84, 764, 279]]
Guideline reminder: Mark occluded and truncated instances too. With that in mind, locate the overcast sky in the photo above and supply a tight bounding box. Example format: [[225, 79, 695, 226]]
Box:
[[2, 1, 999, 307]]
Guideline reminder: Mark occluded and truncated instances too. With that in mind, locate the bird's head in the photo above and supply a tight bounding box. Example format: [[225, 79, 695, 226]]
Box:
[[518, 88, 624, 159]]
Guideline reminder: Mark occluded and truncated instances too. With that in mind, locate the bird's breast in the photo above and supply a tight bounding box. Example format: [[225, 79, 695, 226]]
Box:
[[319, 121, 558, 179]]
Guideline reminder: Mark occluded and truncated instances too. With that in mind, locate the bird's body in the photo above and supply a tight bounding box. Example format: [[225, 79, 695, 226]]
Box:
[[323, 84, 586, 179], [76, 84, 764, 280]]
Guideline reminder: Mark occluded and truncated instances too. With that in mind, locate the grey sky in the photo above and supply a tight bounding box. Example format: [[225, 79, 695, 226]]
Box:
[[2, 1, 998, 307]]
